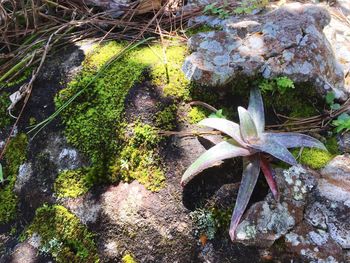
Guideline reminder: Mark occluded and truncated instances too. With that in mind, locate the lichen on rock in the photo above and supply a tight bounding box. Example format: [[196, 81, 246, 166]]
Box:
[[183, 3, 348, 100]]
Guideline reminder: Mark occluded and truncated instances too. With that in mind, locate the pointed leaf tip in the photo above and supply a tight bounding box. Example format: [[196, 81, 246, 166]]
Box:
[[238, 107, 258, 142], [229, 156, 260, 240], [248, 87, 265, 134], [263, 132, 326, 150]]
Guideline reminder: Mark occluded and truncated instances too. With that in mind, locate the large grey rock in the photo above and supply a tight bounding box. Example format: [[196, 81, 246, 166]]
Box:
[[234, 155, 350, 261], [183, 3, 348, 100]]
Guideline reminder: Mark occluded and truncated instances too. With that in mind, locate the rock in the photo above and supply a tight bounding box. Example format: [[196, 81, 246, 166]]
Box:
[[235, 166, 315, 247], [62, 192, 101, 225], [319, 154, 350, 203], [234, 155, 350, 261], [336, 132, 350, 153], [6, 241, 38, 263], [284, 222, 343, 263], [183, 3, 348, 100], [324, 2, 350, 95], [14, 162, 33, 194], [95, 181, 197, 262], [16, 132, 88, 222]]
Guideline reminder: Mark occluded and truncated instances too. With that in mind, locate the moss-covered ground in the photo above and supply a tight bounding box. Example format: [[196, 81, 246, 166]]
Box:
[[54, 168, 93, 198], [0, 133, 28, 224], [55, 41, 189, 191], [23, 204, 99, 262]]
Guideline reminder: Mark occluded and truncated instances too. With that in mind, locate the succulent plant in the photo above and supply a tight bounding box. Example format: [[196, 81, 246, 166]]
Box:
[[181, 88, 326, 241]]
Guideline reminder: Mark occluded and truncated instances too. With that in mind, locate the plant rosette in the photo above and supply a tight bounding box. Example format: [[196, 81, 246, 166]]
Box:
[[181, 88, 326, 241]]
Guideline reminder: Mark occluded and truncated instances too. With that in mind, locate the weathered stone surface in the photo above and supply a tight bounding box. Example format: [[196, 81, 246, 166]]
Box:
[[235, 166, 315, 247], [336, 132, 350, 153], [63, 193, 101, 225], [14, 162, 33, 194], [183, 3, 348, 99], [319, 154, 350, 203], [284, 222, 344, 263], [5, 241, 38, 263], [235, 155, 350, 261], [96, 181, 197, 262]]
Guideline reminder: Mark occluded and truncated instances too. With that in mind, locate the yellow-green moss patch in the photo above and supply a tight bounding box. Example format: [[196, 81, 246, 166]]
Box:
[[188, 106, 209, 124], [54, 169, 92, 198], [24, 204, 99, 263], [111, 123, 165, 192], [0, 133, 28, 223], [185, 25, 223, 37], [148, 45, 190, 99], [122, 253, 137, 263], [155, 104, 177, 130], [56, 41, 186, 187], [293, 148, 333, 170]]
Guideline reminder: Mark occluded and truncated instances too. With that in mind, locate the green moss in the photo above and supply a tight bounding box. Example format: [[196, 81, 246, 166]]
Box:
[[325, 136, 339, 155], [259, 80, 318, 118], [292, 148, 333, 170], [122, 253, 137, 263], [189, 84, 220, 106], [56, 41, 187, 186], [211, 207, 232, 232], [155, 104, 177, 130], [0, 92, 11, 128], [0, 133, 28, 224], [149, 45, 190, 99], [185, 25, 223, 37], [24, 204, 99, 263], [188, 106, 209, 124], [54, 169, 92, 198], [111, 123, 165, 192]]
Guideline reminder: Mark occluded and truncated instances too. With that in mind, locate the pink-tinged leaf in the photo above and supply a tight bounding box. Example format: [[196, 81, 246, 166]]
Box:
[[181, 141, 251, 186], [260, 155, 279, 201], [198, 118, 246, 147], [248, 87, 265, 135], [250, 136, 297, 166], [263, 132, 326, 150], [238, 107, 258, 142], [229, 155, 260, 240]]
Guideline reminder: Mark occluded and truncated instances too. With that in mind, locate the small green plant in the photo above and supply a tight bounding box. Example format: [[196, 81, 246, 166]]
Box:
[[208, 109, 227, 119], [326, 91, 341, 110], [190, 208, 217, 240], [234, 0, 269, 14], [204, 2, 230, 19], [332, 113, 350, 133], [259, 76, 294, 94], [111, 123, 165, 191], [181, 88, 326, 240], [188, 106, 209, 124]]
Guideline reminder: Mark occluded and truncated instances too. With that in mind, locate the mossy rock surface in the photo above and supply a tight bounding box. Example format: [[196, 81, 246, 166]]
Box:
[[24, 204, 99, 263], [0, 133, 28, 224]]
